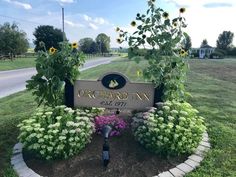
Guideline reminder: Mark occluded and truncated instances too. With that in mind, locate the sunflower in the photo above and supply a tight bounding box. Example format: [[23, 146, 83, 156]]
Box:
[[137, 70, 142, 77], [173, 22, 178, 27], [179, 8, 186, 13], [116, 38, 122, 44], [49, 47, 56, 54], [116, 27, 120, 32], [162, 12, 169, 19], [71, 42, 78, 49], [130, 21, 136, 27], [179, 49, 188, 57]]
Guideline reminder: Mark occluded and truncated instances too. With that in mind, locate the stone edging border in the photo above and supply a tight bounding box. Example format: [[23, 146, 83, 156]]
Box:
[[11, 132, 210, 177], [153, 131, 210, 177]]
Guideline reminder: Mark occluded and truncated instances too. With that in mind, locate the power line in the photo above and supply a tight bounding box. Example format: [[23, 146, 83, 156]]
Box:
[[0, 14, 42, 25]]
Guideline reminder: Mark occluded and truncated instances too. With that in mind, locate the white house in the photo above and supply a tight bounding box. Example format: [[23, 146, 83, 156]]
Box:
[[199, 44, 215, 59]]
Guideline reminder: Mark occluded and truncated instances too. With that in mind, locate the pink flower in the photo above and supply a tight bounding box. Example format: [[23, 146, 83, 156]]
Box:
[[95, 115, 127, 137]]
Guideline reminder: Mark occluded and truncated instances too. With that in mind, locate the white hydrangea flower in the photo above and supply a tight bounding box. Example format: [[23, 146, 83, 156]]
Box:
[[180, 111, 188, 116], [179, 117, 186, 122], [66, 121, 74, 127], [64, 107, 73, 112], [59, 136, 66, 140], [62, 129, 68, 134], [56, 116, 62, 120], [39, 128, 45, 132], [164, 101, 171, 106], [69, 137, 74, 142], [158, 117, 164, 122], [36, 112, 43, 116], [38, 138, 44, 143], [47, 147, 53, 152], [168, 116, 175, 121], [54, 122, 60, 127], [157, 110, 163, 115], [45, 112, 53, 116], [69, 130, 76, 134], [170, 110, 178, 115], [75, 128, 81, 133], [163, 106, 170, 111]]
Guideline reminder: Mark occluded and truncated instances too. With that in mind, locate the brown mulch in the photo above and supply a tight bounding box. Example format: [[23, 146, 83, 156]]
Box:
[[23, 131, 187, 177]]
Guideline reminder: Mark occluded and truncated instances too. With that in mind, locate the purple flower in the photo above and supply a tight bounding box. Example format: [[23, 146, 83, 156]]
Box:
[[95, 115, 127, 137]]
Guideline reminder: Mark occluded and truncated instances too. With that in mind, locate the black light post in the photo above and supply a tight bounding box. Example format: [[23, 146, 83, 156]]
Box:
[[102, 125, 112, 168]]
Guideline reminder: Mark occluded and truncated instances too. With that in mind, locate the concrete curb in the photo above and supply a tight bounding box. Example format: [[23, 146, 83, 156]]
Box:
[[11, 132, 210, 177], [154, 131, 210, 177]]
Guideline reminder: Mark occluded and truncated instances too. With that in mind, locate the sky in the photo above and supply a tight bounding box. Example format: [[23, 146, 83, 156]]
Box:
[[0, 0, 236, 48]]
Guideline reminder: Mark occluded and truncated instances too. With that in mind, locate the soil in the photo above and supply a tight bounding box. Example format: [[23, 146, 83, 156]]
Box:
[[23, 111, 188, 177]]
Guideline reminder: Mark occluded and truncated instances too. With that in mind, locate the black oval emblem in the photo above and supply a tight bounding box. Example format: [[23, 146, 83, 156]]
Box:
[[101, 74, 126, 90]]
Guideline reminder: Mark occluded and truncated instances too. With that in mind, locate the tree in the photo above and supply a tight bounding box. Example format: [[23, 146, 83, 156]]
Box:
[[216, 31, 234, 51], [182, 34, 192, 51], [0, 22, 29, 57], [33, 25, 64, 52], [90, 41, 99, 53], [79, 38, 96, 54], [95, 33, 110, 53], [200, 39, 208, 47]]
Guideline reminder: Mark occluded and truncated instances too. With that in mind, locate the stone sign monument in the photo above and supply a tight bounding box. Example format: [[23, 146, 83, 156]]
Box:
[[65, 72, 162, 110]]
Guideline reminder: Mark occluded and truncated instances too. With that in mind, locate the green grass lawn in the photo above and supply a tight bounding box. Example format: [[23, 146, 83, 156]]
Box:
[[0, 58, 235, 176], [0, 57, 36, 71], [0, 55, 122, 71]]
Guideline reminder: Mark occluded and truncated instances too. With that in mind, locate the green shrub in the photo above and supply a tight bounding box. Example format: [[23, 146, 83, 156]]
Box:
[[132, 101, 206, 155], [227, 47, 236, 56], [17, 105, 95, 160], [210, 51, 224, 59], [191, 51, 199, 58]]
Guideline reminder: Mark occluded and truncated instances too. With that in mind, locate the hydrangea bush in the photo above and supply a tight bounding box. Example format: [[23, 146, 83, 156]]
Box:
[[18, 105, 96, 160], [95, 115, 127, 137], [132, 101, 206, 155]]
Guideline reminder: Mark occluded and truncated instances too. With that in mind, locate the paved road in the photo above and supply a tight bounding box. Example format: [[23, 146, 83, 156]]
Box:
[[0, 57, 115, 98]]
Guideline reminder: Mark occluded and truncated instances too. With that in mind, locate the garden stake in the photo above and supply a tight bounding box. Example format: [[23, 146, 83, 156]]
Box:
[[116, 109, 120, 115], [102, 125, 112, 168]]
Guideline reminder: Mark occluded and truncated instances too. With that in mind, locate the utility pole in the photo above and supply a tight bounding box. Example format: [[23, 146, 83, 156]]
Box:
[[62, 7, 65, 41]]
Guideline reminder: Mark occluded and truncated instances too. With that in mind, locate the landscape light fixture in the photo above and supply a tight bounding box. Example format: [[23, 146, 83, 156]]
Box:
[[101, 125, 112, 168]]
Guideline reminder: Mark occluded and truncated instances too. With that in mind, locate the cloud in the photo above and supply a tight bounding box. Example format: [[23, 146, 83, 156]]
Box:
[[83, 14, 92, 22], [165, 0, 235, 8], [165, 0, 187, 8], [65, 20, 85, 27], [83, 14, 109, 25], [88, 23, 98, 30], [3, 0, 32, 10], [58, 0, 75, 3], [203, 3, 232, 8], [94, 17, 108, 25]]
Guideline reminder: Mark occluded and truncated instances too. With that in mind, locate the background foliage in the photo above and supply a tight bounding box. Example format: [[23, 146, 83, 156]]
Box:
[[0, 22, 29, 57], [95, 33, 111, 53], [33, 25, 64, 52]]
